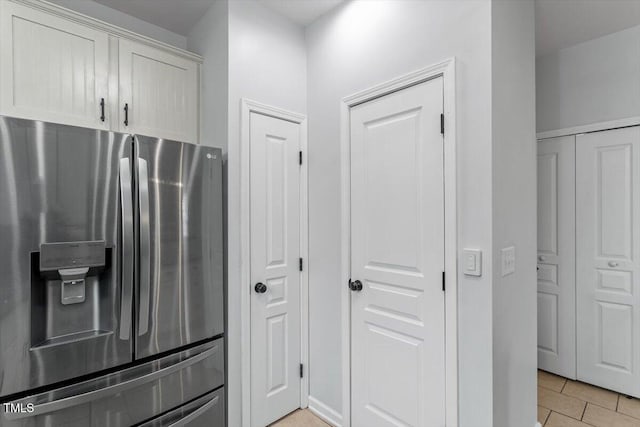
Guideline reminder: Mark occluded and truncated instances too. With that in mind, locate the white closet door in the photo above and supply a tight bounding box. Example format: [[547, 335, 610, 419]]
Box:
[[577, 126, 640, 396], [350, 77, 445, 427], [119, 39, 198, 143], [250, 112, 301, 426], [0, 2, 109, 129], [537, 136, 576, 379]]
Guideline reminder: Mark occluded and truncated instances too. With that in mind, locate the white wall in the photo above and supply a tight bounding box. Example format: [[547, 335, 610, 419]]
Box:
[[187, 0, 229, 151], [491, 1, 537, 426], [226, 2, 307, 425], [189, 2, 306, 424], [189, 1, 536, 425], [536, 25, 640, 132], [305, 1, 495, 425], [228, 1, 307, 116], [47, 0, 187, 49], [189, 2, 306, 425]]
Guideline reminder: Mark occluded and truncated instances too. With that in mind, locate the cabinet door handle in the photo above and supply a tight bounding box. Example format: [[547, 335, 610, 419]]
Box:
[[100, 98, 105, 122], [124, 103, 129, 126], [608, 261, 619, 268]]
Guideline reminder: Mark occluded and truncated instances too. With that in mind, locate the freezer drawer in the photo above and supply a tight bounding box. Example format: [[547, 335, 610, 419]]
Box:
[[1, 339, 224, 427], [140, 388, 225, 427]]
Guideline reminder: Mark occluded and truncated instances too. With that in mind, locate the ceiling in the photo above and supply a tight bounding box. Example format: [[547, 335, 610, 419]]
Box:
[[261, 0, 344, 26], [92, 0, 640, 55], [93, 0, 342, 35], [93, 0, 216, 35], [535, 0, 640, 56]]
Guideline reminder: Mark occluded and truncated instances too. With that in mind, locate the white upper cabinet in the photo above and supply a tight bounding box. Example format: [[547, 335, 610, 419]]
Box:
[[0, 1, 201, 142], [118, 39, 198, 144], [0, 1, 110, 129]]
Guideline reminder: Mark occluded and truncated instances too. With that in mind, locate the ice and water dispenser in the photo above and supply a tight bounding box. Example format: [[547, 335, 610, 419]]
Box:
[[31, 241, 113, 349]]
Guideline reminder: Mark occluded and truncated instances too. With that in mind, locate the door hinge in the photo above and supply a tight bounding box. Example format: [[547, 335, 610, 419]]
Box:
[[442, 271, 446, 291], [440, 113, 445, 135], [300, 363, 304, 378], [299, 258, 303, 271], [299, 151, 303, 165]]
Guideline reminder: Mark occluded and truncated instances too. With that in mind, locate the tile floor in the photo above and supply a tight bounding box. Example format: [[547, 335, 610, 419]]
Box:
[[538, 370, 640, 427], [270, 409, 329, 427], [269, 373, 640, 427]]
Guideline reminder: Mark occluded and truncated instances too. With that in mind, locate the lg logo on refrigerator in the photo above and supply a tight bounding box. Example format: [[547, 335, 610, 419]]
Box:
[[3, 402, 34, 414]]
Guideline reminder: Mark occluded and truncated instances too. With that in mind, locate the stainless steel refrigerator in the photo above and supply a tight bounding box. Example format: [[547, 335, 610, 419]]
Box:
[[0, 116, 225, 426]]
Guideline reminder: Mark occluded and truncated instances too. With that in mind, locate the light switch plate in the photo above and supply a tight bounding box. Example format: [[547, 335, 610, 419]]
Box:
[[462, 249, 482, 276], [501, 246, 516, 276]]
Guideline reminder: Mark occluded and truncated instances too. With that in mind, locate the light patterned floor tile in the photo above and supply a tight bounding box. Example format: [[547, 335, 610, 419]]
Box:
[[539, 406, 551, 425], [545, 412, 593, 427], [583, 403, 640, 427], [539, 387, 586, 420], [618, 397, 640, 420], [270, 409, 329, 427], [539, 370, 568, 392], [562, 380, 619, 410]]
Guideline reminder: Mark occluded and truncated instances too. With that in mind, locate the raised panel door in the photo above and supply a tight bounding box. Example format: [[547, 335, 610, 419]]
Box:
[[350, 78, 445, 427], [537, 136, 576, 378], [576, 126, 640, 396], [249, 112, 301, 426]]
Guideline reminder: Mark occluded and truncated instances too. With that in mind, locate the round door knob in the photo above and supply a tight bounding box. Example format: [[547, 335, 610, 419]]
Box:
[[538, 255, 546, 262], [608, 261, 619, 268], [349, 280, 363, 292], [255, 282, 267, 293]]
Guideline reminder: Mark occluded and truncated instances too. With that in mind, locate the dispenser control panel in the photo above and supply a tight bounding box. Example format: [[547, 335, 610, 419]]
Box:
[[40, 241, 105, 271]]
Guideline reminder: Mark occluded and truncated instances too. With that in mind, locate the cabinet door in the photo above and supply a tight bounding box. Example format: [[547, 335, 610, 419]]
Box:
[[537, 136, 576, 379], [0, 2, 109, 129], [119, 39, 198, 143], [577, 126, 640, 397]]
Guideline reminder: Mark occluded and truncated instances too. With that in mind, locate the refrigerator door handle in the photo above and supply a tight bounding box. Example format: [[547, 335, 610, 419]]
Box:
[[137, 157, 151, 336], [119, 157, 134, 340], [3, 344, 219, 420], [167, 395, 220, 427]]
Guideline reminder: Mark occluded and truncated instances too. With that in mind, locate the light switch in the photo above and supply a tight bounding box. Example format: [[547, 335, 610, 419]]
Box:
[[501, 246, 516, 276], [463, 249, 482, 276]]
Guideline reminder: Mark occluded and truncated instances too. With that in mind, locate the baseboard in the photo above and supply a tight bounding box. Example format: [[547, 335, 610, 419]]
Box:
[[308, 396, 539, 427], [308, 396, 343, 427]]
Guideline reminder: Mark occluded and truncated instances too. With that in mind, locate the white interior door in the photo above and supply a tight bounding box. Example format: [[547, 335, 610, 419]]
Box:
[[576, 126, 640, 397], [350, 77, 445, 427], [537, 136, 576, 379], [250, 112, 301, 426]]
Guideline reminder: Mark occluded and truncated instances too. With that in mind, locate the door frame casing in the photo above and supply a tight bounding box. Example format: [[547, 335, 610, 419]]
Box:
[[536, 116, 640, 140], [339, 58, 458, 427], [240, 98, 309, 427]]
